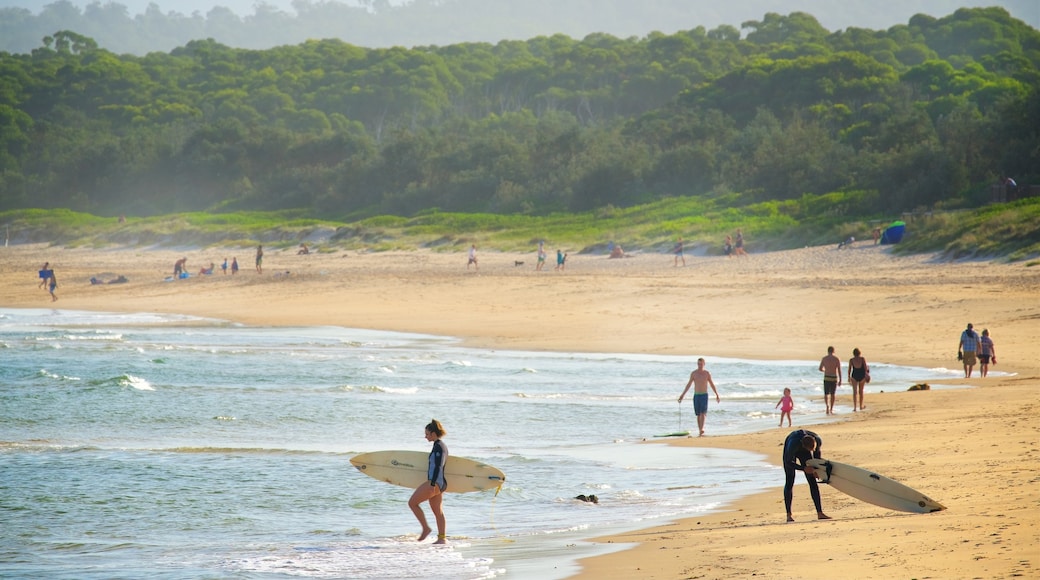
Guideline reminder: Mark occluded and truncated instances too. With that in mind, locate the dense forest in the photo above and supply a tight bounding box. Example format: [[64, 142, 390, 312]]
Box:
[[5, 1, 1033, 55], [0, 7, 1037, 220]]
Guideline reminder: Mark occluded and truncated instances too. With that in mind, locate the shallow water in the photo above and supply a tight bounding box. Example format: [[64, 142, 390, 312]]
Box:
[[0, 308, 980, 578]]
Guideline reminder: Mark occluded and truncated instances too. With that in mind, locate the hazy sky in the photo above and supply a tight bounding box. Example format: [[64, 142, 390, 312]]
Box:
[[2, 0, 1036, 31]]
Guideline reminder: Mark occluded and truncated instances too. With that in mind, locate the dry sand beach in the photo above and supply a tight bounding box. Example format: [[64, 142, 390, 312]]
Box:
[[2, 241, 1038, 579]]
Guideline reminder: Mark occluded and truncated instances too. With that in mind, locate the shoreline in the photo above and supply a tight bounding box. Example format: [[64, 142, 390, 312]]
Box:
[[2, 243, 1038, 578]]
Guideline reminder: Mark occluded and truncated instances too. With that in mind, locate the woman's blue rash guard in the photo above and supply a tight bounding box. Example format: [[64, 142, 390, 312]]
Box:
[[428, 439, 448, 491]]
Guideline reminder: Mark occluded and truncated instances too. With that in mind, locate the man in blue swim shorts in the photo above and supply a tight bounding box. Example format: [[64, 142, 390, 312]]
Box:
[[677, 358, 720, 436]]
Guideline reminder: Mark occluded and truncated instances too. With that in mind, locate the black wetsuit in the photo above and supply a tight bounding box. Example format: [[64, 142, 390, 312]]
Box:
[[783, 429, 823, 515]]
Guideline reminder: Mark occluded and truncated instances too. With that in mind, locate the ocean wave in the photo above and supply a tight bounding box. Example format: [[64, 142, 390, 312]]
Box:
[[38, 368, 81, 381], [115, 374, 154, 391], [163, 446, 326, 456], [62, 332, 124, 342]]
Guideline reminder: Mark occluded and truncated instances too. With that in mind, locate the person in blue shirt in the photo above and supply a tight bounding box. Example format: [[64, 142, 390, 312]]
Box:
[[958, 323, 982, 378], [38, 262, 52, 289], [409, 419, 448, 543], [783, 429, 831, 522]]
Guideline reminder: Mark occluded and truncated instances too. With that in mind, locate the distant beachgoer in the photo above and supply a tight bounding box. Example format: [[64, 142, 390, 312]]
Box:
[[609, 244, 624, 259], [255, 245, 264, 274], [673, 237, 685, 267], [872, 227, 881, 245], [776, 387, 794, 427], [467, 245, 478, 270], [47, 272, 58, 302], [847, 348, 869, 412], [38, 262, 52, 289], [958, 323, 981, 378], [724, 235, 733, 257], [677, 357, 720, 437], [231, 257, 239, 275], [819, 346, 841, 415], [783, 429, 830, 522], [979, 328, 996, 377], [536, 241, 547, 271], [173, 257, 187, 278], [298, 243, 310, 255], [555, 249, 565, 271], [221, 258, 228, 275], [734, 229, 747, 256], [409, 419, 448, 544]]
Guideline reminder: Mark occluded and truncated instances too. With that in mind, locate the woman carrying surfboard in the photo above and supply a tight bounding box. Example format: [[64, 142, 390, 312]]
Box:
[[408, 419, 448, 543]]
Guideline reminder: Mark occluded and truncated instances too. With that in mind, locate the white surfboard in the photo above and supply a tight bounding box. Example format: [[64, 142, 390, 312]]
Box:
[[807, 458, 945, 513], [350, 450, 505, 494]]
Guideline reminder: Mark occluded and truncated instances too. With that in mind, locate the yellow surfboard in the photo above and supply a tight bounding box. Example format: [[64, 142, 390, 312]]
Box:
[[350, 450, 505, 494]]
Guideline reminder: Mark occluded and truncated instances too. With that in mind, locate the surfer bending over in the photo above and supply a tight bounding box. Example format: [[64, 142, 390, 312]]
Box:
[[677, 358, 720, 436], [783, 429, 831, 522], [409, 419, 448, 544]]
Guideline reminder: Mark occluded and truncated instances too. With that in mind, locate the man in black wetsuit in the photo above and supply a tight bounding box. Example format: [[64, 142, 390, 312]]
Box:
[[782, 429, 832, 522]]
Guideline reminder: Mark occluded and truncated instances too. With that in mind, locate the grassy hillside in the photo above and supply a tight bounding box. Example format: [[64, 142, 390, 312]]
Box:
[[3, 197, 1038, 262]]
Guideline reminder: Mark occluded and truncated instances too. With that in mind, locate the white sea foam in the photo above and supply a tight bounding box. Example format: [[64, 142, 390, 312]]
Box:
[[121, 374, 154, 391], [228, 539, 498, 580]]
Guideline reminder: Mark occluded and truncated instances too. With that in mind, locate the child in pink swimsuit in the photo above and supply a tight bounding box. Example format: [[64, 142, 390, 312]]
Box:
[[776, 387, 793, 427]]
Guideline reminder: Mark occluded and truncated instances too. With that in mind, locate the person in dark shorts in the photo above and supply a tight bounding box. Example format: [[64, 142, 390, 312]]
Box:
[[979, 329, 996, 377], [819, 346, 841, 415], [783, 429, 831, 522]]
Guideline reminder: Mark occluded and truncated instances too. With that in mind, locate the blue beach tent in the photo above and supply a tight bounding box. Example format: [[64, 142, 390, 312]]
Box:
[[880, 221, 906, 244]]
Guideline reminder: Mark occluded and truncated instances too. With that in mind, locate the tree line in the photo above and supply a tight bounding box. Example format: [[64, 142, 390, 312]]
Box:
[[0, 7, 1037, 220]]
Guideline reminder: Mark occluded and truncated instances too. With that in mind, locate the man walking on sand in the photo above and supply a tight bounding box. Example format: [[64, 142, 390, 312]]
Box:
[[819, 346, 841, 415], [677, 358, 720, 436], [958, 323, 982, 378]]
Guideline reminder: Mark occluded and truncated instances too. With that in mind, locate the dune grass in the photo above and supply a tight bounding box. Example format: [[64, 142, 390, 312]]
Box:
[[2, 196, 1038, 261]]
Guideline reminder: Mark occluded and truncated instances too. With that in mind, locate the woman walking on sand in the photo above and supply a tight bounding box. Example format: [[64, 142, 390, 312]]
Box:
[[979, 329, 996, 377], [848, 348, 870, 411], [409, 419, 448, 544]]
